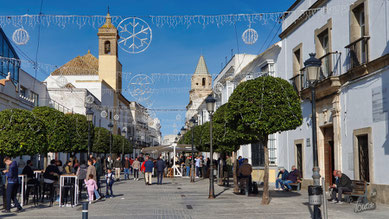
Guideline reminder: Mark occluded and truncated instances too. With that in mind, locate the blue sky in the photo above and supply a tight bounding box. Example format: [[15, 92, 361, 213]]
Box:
[[0, 0, 295, 137]]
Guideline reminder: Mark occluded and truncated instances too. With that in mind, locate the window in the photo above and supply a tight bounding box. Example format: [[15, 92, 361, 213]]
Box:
[[104, 41, 111, 54], [251, 142, 264, 167], [202, 78, 206, 86], [292, 44, 303, 91], [268, 134, 277, 165], [260, 64, 269, 75], [348, 1, 369, 69], [293, 48, 302, 76], [318, 30, 330, 77], [30, 91, 39, 106], [20, 86, 26, 97]]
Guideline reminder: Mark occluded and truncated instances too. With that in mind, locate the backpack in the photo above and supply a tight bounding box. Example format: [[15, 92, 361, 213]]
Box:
[[78, 167, 87, 180]]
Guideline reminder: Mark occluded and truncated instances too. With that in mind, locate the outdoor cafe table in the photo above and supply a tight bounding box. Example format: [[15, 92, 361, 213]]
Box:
[[59, 174, 79, 207], [18, 174, 27, 207]]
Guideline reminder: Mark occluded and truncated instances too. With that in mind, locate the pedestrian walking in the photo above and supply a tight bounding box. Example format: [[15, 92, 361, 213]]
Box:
[[113, 157, 122, 181], [2, 157, 24, 213], [156, 156, 166, 185], [76, 160, 88, 200], [93, 157, 103, 192], [123, 156, 130, 180], [86, 159, 101, 200], [105, 169, 114, 198], [144, 156, 154, 185], [84, 174, 98, 204], [132, 158, 140, 181]]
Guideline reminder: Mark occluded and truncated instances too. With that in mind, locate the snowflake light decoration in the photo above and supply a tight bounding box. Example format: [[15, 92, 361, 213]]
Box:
[[127, 74, 154, 102], [242, 27, 258, 45], [12, 27, 29, 45], [118, 17, 152, 54]]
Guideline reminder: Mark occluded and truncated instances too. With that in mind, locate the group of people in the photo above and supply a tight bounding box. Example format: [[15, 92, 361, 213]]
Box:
[[275, 165, 302, 192]]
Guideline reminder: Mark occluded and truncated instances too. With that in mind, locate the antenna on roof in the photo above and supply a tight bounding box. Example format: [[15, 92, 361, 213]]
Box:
[[231, 49, 234, 58], [107, 6, 110, 14]]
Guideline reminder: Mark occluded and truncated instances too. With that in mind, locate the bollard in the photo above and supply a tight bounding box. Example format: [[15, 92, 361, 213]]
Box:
[[82, 202, 88, 219]]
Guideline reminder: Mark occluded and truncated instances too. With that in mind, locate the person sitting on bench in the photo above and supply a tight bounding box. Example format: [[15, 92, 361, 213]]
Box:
[[329, 170, 352, 204], [275, 168, 289, 191], [283, 165, 301, 191]]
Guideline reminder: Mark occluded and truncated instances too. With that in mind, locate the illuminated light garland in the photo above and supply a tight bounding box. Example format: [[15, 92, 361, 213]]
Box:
[[0, 5, 350, 29]]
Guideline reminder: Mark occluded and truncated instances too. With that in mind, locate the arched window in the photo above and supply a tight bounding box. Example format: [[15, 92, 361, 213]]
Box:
[[202, 78, 206, 86], [104, 41, 111, 54]]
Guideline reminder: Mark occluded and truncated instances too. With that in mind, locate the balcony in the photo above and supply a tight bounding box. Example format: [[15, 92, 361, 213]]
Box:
[[290, 52, 342, 93], [345, 36, 370, 71], [290, 52, 342, 100]]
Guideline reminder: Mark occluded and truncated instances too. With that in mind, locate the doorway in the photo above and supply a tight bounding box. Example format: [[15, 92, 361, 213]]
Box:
[[295, 144, 303, 178], [357, 134, 370, 182], [323, 126, 334, 188]]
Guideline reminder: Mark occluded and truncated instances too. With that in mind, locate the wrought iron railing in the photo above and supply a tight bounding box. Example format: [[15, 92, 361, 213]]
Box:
[[345, 36, 370, 71], [291, 52, 342, 91]]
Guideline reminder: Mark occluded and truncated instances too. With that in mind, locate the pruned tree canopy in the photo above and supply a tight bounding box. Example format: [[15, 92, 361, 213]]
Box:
[[0, 109, 47, 157]]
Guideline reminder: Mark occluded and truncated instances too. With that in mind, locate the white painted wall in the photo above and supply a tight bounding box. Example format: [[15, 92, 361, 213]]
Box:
[[340, 67, 389, 184]]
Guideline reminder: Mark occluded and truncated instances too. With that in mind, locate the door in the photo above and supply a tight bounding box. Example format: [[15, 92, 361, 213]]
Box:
[[357, 134, 370, 182], [323, 127, 334, 188], [296, 144, 303, 178]]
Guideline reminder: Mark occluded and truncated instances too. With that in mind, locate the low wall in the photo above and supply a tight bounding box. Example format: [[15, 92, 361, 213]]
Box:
[[252, 167, 277, 183]]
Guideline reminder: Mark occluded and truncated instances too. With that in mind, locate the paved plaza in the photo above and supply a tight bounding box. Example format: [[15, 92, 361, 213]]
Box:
[[2, 176, 389, 219]]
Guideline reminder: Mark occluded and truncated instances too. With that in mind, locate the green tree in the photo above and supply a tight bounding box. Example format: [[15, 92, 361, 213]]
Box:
[[0, 109, 47, 157], [65, 113, 93, 153], [93, 127, 110, 153], [227, 76, 302, 205], [213, 103, 255, 192], [112, 134, 132, 155], [32, 106, 71, 152]]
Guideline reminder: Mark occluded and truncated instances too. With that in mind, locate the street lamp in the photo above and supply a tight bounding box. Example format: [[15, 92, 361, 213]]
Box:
[[180, 126, 187, 135], [108, 122, 114, 158], [121, 128, 127, 160], [205, 94, 216, 199], [86, 107, 94, 157], [189, 117, 197, 183], [304, 53, 322, 219]]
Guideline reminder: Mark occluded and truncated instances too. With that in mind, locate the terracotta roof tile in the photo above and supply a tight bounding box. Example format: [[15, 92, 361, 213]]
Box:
[[51, 52, 99, 76]]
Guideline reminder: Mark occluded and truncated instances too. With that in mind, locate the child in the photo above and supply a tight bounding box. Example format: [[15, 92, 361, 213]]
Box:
[[105, 169, 114, 198], [84, 174, 98, 204]]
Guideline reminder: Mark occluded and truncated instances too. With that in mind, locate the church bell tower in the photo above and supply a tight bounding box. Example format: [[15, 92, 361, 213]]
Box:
[[97, 12, 122, 92]]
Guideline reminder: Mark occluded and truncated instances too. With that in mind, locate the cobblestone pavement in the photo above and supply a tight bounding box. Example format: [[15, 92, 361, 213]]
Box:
[[2, 176, 389, 219]]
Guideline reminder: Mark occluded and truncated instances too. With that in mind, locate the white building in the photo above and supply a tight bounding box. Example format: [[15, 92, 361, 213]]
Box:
[[275, 0, 389, 204]]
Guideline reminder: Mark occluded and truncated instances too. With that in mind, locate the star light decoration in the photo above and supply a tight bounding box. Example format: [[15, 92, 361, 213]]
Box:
[[127, 74, 154, 102], [117, 17, 152, 54]]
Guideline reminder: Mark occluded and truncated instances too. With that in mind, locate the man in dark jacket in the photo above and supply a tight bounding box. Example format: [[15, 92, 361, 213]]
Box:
[[330, 170, 352, 204], [2, 157, 24, 213], [156, 157, 166, 185], [144, 156, 154, 185], [283, 165, 301, 191]]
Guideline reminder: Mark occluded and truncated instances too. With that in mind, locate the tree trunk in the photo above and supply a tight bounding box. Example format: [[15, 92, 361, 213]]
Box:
[[232, 151, 239, 193], [261, 137, 270, 205], [218, 158, 224, 186]]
